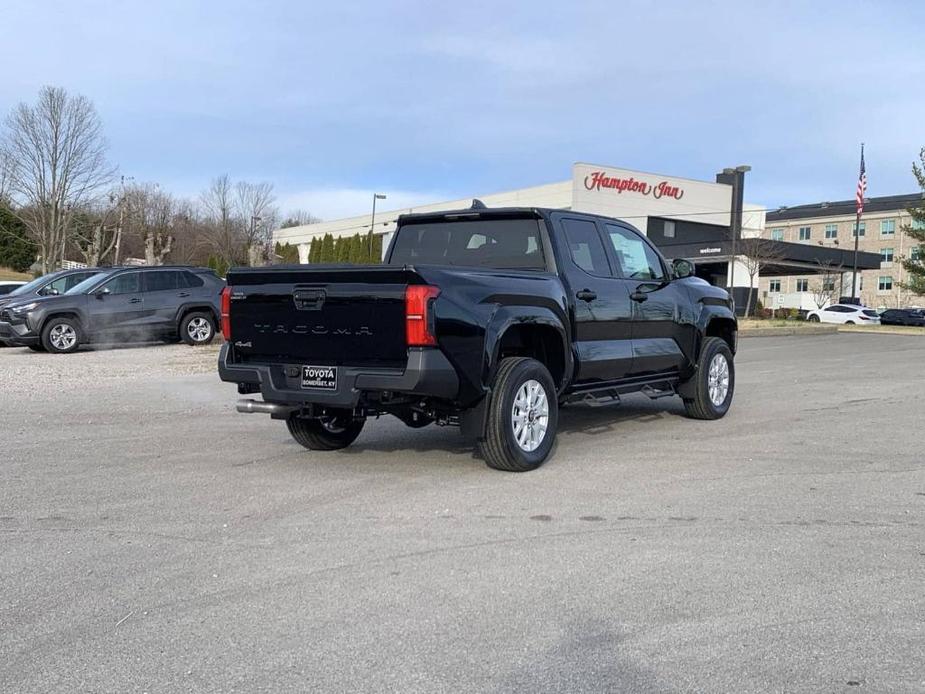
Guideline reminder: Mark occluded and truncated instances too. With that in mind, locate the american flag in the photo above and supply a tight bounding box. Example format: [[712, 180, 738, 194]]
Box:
[[856, 145, 867, 215]]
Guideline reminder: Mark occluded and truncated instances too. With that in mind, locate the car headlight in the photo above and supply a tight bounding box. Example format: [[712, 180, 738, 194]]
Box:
[[10, 302, 38, 314]]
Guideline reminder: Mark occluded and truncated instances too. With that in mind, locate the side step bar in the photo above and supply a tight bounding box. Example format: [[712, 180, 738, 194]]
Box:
[[565, 377, 679, 406]]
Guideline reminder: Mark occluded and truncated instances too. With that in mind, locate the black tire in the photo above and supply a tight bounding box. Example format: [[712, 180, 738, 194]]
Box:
[[28, 345, 45, 352], [808, 314, 820, 322], [41, 317, 81, 354], [845, 320, 855, 325], [180, 311, 216, 346], [479, 357, 558, 472], [682, 337, 735, 420], [287, 411, 365, 451]]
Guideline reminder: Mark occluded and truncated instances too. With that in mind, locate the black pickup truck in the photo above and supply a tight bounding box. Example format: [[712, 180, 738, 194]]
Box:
[[219, 206, 737, 471]]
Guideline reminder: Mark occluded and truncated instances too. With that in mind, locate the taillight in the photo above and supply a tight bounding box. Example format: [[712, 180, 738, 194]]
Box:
[[221, 286, 231, 340], [405, 285, 440, 346], [859, 315, 869, 320]]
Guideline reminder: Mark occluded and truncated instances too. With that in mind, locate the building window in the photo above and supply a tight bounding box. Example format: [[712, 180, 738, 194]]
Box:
[[796, 278, 809, 292], [853, 222, 866, 237], [825, 223, 838, 239], [770, 228, 784, 241], [881, 247, 894, 265], [768, 279, 781, 293], [880, 219, 895, 236], [823, 277, 835, 292], [663, 220, 675, 238], [798, 226, 811, 241], [911, 247, 922, 261], [878, 276, 893, 291], [912, 218, 925, 231]]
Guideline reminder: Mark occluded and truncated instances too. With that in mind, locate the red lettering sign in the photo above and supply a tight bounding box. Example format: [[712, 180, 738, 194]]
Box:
[[583, 171, 684, 201]]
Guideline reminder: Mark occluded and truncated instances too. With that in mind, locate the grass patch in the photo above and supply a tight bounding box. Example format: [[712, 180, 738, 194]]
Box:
[[0, 267, 31, 281]]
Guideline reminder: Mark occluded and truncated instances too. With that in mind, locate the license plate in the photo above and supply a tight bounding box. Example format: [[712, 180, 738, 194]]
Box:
[[301, 365, 337, 390]]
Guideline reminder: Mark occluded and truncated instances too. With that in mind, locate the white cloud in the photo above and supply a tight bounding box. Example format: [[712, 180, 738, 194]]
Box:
[[277, 187, 457, 221]]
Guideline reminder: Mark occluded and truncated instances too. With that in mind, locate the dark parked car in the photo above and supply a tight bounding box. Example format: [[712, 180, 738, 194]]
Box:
[[219, 205, 737, 472], [0, 268, 104, 310], [0, 266, 224, 353], [879, 308, 925, 326]]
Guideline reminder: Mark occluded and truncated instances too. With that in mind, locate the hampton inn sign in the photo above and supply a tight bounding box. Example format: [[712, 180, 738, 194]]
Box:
[[583, 170, 685, 200]]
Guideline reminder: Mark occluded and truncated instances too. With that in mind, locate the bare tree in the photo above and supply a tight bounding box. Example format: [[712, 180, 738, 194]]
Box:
[[810, 260, 843, 309], [740, 236, 785, 317], [200, 174, 239, 265], [236, 180, 276, 264], [72, 196, 119, 266], [1, 86, 113, 273], [122, 183, 176, 265], [280, 209, 321, 228], [0, 150, 12, 203]]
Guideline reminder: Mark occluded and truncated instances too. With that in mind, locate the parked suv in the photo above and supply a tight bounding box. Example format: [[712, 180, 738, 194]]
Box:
[[0, 268, 104, 311], [879, 308, 925, 327], [0, 266, 224, 353]]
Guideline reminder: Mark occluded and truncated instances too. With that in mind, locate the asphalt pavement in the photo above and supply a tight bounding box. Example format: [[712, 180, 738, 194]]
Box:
[[1, 334, 923, 693]]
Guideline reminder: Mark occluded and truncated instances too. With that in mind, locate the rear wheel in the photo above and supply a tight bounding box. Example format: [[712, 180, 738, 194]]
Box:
[[180, 312, 216, 346], [845, 320, 855, 325], [682, 337, 734, 420], [287, 411, 365, 451], [479, 357, 558, 472], [41, 317, 81, 354]]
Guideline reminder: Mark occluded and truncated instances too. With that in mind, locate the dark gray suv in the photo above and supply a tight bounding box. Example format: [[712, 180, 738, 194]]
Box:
[[0, 268, 104, 311], [0, 266, 224, 353]]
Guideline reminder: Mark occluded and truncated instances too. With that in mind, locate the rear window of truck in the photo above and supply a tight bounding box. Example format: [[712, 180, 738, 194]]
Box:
[[389, 218, 547, 270]]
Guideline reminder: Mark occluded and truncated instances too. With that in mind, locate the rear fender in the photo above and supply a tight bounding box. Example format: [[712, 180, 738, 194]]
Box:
[[485, 306, 571, 393]]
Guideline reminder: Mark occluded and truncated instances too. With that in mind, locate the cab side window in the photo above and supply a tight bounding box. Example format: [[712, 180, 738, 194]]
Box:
[[102, 273, 140, 295], [562, 219, 610, 276], [605, 224, 665, 281]]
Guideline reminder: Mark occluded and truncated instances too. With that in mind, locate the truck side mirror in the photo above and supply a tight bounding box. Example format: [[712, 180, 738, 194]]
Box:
[[672, 258, 695, 279]]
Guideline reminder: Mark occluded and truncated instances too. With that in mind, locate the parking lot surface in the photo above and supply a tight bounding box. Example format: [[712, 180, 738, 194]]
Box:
[[1, 334, 923, 693]]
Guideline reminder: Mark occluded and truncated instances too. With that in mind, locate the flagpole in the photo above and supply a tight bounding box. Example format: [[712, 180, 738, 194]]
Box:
[[851, 143, 864, 301]]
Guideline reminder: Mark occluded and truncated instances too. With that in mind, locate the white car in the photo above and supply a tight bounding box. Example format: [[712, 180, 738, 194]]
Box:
[[806, 304, 881, 325], [0, 281, 27, 296]]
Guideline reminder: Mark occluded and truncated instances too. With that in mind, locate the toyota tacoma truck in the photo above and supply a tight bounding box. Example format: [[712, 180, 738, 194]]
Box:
[[218, 205, 737, 471]]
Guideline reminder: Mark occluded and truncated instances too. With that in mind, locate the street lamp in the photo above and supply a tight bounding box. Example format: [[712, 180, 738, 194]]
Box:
[[370, 193, 386, 258]]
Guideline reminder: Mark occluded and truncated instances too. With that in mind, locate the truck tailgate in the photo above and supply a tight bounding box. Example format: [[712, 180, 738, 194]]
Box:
[[227, 266, 421, 367]]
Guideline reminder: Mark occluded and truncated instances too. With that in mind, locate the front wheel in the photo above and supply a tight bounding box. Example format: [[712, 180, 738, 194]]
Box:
[[682, 337, 735, 420], [479, 357, 558, 472], [41, 317, 81, 354], [808, 314, 820, 323], [287, 411, 365, 451]]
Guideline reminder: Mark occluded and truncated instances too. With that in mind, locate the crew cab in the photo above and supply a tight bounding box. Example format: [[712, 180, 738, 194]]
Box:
[[219, 206, 737, 471]]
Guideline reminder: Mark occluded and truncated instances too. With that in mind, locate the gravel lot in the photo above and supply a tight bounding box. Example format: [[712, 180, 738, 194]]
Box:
[[1, 335, 923, 693]]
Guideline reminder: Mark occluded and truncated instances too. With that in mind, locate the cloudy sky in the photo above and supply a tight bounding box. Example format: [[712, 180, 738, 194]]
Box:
[[2, 1, 923, 220]]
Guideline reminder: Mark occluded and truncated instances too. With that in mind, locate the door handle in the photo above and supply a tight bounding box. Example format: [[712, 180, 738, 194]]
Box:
[[178, 292, 190, 297], [129, 297, 142, 304], [630, 291, 648, 303], [576, 289, 597, 302]]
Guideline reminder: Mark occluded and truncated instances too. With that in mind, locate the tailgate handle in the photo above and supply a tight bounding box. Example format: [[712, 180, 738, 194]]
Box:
[[293, 289, 325, 311]]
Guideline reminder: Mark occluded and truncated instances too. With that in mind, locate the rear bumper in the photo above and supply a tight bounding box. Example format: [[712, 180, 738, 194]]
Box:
[[0, 320, 39, 347], [217, 343, 459, 408]]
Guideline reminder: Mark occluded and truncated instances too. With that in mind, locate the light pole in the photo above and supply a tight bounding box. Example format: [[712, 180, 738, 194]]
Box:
[[370, 193, 386, 259], [718, 165, 750, 308]]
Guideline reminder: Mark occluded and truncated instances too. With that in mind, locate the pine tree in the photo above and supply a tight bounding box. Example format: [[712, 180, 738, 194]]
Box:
[[347, 233, 362, 264], [336, 236, 350, 263], [371, 233, 383, 264], [308, 237, 320, 263], [320, 233, 335, 262], [901, 147, 925, 296]]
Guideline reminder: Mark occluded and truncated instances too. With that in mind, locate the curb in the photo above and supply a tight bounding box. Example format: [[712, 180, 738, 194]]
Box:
[[740, 326, 838, 338], [839, 326, 925, 336]]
